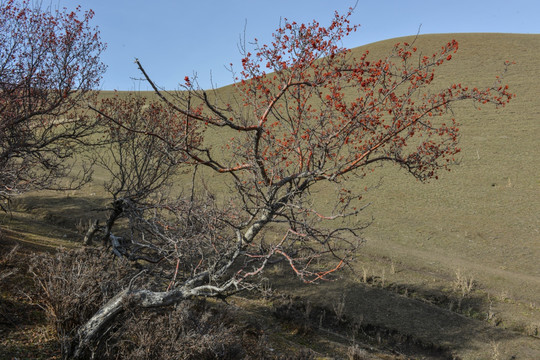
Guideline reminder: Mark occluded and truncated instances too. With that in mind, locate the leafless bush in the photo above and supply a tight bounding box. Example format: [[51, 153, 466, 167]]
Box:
[[111, 301, 253, 360], [453, 268, 475, 298], [29, 247, 134, 355], [347, 344, 370, 360]]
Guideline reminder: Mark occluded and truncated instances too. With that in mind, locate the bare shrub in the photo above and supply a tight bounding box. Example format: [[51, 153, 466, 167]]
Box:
[[111, 301, 250, 360], [347, 344, 369, 360], [453, 268, 475, 298], [29, 247, 134, 355]]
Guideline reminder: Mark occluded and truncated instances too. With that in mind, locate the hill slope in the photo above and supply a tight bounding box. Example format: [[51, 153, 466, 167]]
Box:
[[292, 33, 540, 359]]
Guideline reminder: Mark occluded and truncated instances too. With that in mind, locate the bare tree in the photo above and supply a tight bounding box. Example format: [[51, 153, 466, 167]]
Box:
[[0, 0, 106, 209], [87, 93, 202, 255], [70, 9, 513, 359]]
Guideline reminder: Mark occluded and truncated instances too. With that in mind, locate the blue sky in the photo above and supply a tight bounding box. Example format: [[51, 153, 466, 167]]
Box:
[[57, 0, 539, 90]]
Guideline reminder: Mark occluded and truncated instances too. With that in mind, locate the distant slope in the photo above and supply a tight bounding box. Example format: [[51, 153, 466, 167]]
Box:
[[350, 33, 540, 284]]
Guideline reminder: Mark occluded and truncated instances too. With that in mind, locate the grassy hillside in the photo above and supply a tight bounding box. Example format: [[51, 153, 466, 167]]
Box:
[[2, 33, 539, 359], [298, 33, 540, 358], [353, 33, 539, 284], [299, 33, 540, 358]]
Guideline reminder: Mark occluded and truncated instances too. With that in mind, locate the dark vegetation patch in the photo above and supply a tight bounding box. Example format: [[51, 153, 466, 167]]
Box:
[[0, 245, 326, 359], [1, 242, 467, 359], [270, 294, 456, 359], [0, 244, 61, 359]]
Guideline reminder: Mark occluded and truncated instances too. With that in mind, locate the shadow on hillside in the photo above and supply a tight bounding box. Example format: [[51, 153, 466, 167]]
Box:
[[0, 193, 109, 249], [270, 273, 531, 358]]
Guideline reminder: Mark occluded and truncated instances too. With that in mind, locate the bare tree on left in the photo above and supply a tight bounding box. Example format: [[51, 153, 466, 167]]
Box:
[[0, 0, 106, 209]]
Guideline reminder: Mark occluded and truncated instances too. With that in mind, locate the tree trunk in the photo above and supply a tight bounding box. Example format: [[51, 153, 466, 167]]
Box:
[[102, 199, 124, 246], [68, 287, 191, 359], [83, 220, 100, 246]]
